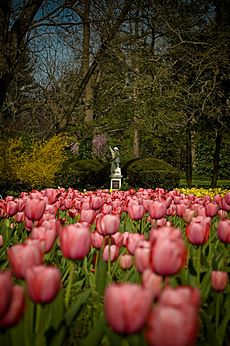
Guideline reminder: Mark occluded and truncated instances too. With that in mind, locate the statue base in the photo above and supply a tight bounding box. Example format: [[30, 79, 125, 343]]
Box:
[[110, 175, 123, 191]]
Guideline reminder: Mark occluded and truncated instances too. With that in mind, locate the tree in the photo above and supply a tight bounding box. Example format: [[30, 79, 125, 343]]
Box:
[[0, 0, 44, 126]]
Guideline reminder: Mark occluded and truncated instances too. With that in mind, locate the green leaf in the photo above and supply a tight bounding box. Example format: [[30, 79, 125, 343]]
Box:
[[216, 307, 230, 345], [64, 288, 91, 327], [105, 326, 125, 346], [46, 288, 65, 330], [95, 249, 107, 297], [200, 310, 217, 346], [188, 258, 197, 276], [80, 314, 106, 346], [45, 325, 66, 346], [200, 271, 211, 300]]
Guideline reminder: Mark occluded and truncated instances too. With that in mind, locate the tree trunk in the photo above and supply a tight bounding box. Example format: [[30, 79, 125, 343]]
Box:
[[185, 124, 192, 187], [0, 0, 44, 114], [56, 0, 133, 132], [211, 128, 222, 188], [82, 0, 94, 123], [133, 116, 141, 158]]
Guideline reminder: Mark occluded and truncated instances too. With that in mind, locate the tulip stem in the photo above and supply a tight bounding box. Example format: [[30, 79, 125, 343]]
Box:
[[35, 303, 42, 334], [108, 237, 111, 279], [65, 260, 74, 308], [93, 250, 100, 288], [215, 292, 220, 333], [197, 246, 201, 287]]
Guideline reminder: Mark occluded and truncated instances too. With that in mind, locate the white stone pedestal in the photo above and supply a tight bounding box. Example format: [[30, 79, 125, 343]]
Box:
[[110, 175, 123, 191]]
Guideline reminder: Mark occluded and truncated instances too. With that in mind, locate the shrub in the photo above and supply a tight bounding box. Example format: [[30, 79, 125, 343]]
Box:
[[55, 159, 110, 191], [127, 157, 179, 190], [5, 135, 68, 190]]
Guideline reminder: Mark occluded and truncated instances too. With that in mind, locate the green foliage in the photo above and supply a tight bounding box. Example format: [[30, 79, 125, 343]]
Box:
[[194, 131, 230, 180], [127, 157, 180, 190], [65, 290, 103, 345], [0, 135, 68, 194], [55, 159, 110, 191]]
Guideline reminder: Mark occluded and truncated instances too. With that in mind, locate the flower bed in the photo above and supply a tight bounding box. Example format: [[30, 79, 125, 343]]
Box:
[[0, 187, 230, 346]]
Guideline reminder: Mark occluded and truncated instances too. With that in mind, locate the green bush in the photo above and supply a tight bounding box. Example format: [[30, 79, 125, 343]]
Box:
[[127, 158, 180, 190], [55, 159, 110, 191]]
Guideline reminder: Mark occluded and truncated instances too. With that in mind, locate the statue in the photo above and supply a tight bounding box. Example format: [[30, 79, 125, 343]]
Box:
[[109, 146, 121, 176]]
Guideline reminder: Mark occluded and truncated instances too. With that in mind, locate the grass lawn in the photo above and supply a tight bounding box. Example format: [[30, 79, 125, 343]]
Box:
[[179, 178, 230, 189]]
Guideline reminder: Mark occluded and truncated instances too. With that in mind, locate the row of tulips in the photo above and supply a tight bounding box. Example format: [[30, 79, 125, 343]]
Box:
[[0, 187, 230, 345]]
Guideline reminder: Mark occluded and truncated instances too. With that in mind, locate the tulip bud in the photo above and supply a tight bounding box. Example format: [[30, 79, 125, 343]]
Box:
[[150, 237, 186, 276], [217, 220, 230, 243], [7, 243, 43, 279], [149, 201, 166, 219], [127, 204, 145, 220], [25, 198, 46, 221], [97, 214, 120, 236], [0, 285, 25, 328], [211, 271, 228, 292], [60, 223, 91, 260], [186, 216, 211, 245], [0, 271, 12, 319], [104, 283, 152, 334], [26, 265, 61, 303], [119, 254, 133, 270]]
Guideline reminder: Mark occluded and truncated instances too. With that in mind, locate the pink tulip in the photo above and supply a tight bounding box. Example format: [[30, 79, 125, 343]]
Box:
[[103, 244, 119, 262], [119, 254, 133, 270], [80, 209, 96, 224], [81, 200, 90, 210], [149, 201, 166, 219], [145, 286, 200, 346], [0, 271, 12, 319], [127, 204, 145, 220], [14, 198, 25, 212], [91, 231, 104, 249], [7, 243, 43, 279], [6, 201, 18, 217], [219, 197, 230, 211], [44, 188, 61, 204], [25, 198, 46, 221], [0, 285, 25, 328], [218, 210, 228, 220], [205, 203, 219, 217], [211, 271, 228, 292], [111, 232, 123, 247], [60, 223, 91, 260], [14, 212, 25, 223], [142, 199, 150, 211], [142, 269, 162, 299], [64, 198, 73, 209], [26, 265, 61, 303], [41, 218, 61, 235], [225, 192, 230, 204], [183, 208, 197, 223], [31, 226, 57, 253], [126, 233, 145, 255], [101, 203, 113, 215], [68, 208, 78, 218], [145, 303, 199, 346], [176, 204, 186, 217], [89, 195, 104, 210], [96, 214, 120, 236], [159, 286, 201, 311], [134, 241, 151, 272], [104, 283, 152, 334], [186, 216, 211, 245], [122, 231, 130, 246], [150, 237, 186, 276], [150, 225, 182, 243], [217, 220, 230, 243]]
